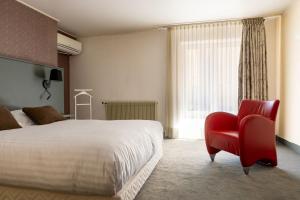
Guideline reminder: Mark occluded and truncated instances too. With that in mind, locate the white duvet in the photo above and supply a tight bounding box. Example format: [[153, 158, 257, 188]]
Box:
[[0, 120, 163, 196]]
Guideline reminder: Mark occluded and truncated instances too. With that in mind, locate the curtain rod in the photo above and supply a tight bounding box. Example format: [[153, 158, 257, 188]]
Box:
[[158, 15, 281, 29]]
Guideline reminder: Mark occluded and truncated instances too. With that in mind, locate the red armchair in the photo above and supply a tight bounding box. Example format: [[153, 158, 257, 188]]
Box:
[[205, 99, 280, 175]]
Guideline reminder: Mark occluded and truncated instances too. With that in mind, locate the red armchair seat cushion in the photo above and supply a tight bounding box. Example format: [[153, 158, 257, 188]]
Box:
[[208, 130, 240, 155]]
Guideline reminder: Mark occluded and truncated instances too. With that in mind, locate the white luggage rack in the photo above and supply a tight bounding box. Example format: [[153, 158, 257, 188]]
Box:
[[74, 89, 93, 120]]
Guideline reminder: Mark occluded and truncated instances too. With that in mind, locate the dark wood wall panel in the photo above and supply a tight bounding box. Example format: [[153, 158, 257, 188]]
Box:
[[58, 53, 70, 114], [0, 0, 57, 66]]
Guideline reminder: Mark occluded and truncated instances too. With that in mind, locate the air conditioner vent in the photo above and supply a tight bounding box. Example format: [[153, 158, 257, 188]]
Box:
[[57, 33, 82, 55]]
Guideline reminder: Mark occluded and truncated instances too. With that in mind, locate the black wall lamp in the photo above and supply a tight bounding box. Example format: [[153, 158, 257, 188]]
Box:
[[42, 69, 63, 100]]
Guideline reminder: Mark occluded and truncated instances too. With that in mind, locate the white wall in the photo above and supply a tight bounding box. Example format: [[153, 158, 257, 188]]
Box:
[[279, 0, 300, 146], [265, 17, 282, 134], [70, 30, 168, 126], [265, 18, 281, 101]]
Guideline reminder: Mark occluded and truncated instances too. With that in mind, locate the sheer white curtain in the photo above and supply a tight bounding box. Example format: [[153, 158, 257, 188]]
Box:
[[167, 21, 242, 139]]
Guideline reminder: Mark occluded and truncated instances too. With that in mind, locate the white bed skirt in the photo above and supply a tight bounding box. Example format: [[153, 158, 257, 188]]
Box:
[[0, 149, 162, 200]]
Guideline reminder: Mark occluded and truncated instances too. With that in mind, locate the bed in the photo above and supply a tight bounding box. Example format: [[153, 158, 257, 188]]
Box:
[[0, 119, 163, 200]]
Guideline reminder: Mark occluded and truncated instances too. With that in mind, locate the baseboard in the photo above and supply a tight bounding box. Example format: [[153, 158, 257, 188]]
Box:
[[276, 136, 300, 154]]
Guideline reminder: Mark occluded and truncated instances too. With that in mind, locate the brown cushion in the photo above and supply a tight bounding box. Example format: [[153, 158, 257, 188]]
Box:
[[0, 106, 22, 130], [22, 106, 65, 125]]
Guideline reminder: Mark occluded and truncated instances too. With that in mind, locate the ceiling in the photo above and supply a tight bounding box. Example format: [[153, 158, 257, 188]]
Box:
[[19, 0, 293, 37]]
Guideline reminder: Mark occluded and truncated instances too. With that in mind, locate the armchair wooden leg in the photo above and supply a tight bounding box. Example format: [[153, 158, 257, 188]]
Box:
[[209, 154, 216, 162], [243, 167, 250, 175]]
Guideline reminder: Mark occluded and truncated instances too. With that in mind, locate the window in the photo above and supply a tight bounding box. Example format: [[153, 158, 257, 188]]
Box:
[[170, 22, 242, 139]]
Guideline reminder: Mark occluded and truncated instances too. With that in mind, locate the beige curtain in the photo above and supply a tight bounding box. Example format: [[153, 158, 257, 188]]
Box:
[[167, 22, 242, 139], [238, 18, 268, 103]]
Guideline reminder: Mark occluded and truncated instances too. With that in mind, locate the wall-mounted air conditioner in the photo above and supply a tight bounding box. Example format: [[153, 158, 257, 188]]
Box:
[[57, 33, 82, 55]]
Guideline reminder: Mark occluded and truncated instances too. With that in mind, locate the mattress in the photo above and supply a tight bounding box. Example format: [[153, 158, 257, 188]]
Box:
[[0, 120, 163, 196], [0, 147, 162, 200]]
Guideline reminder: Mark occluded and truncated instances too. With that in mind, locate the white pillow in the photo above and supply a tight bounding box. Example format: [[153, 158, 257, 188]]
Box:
[[11, 110, 35, 127]]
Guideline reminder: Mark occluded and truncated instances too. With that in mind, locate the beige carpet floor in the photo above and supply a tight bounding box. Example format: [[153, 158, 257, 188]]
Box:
[[135, 139, 300, 200]]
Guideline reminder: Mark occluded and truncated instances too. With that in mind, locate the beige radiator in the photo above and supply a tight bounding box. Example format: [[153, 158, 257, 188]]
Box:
[[103, 101, 157, 120]]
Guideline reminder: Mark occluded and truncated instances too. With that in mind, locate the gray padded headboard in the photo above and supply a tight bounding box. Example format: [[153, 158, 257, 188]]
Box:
[[0, 56, 64, 113]]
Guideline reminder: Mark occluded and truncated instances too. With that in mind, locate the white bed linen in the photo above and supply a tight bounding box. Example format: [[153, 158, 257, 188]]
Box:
[[10, 110, 35, 127], [0, 120, 163, 196]]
